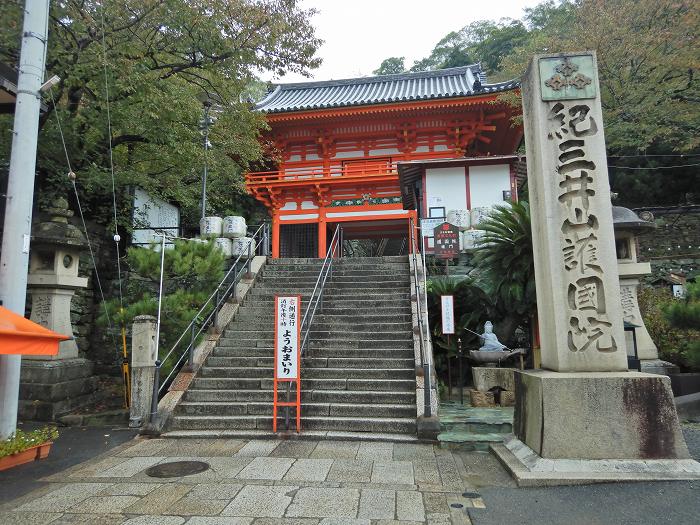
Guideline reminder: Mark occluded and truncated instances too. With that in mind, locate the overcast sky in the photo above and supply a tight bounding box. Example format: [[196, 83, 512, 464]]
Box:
[[264, 0, 543, 83]]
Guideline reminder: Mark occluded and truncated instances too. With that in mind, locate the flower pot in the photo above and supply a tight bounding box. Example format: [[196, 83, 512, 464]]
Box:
[[0, 442, 53, 471]]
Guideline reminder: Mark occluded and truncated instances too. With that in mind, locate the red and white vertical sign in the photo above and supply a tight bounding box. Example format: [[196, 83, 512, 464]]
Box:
[[275, 295, 300, 379], [273, 295, 301, 432], [441, 295, 455, 334]]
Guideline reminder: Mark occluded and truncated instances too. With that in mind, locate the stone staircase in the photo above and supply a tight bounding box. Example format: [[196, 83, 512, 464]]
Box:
[[168, 256, 418, 437]]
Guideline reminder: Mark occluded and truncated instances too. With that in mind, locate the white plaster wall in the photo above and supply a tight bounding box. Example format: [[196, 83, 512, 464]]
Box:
[[369, 148, 400, 156], [334, 150, 365, 159], [425, 167, 467, 213], [280, 202, 298, 211], [300, 200, 318, 210], [469, 164, 511, 208]]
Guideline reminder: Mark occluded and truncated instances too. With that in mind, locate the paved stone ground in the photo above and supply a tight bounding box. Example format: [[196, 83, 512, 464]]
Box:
[[0, 437, 483, 525]]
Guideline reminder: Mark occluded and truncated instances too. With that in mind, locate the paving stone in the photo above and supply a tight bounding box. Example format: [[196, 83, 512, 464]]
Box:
[[187, 518, 253, 525], [412, 460, 441, 485], [270, 441, 318, 458], [205, 439, 248, 456], [392, 444, 435, 461], [286, 487, 360, 519], [123, 517, 186, 525], [236, 440, 280, 457], [319, 518, 370, 525], [68, 457, 130, 478], [199, 457, 254, 479], [355, 443, 393, 462], [0, 512, 62, 524], [426, 514, 451, 525], [67, 495, 141, 513], [188, 483, 243, 499], [326, 460, 373, 483], [164, 496, 229, 516], [374, 520, 424, 525], [125, 484, 192, 515], [95, 457, 165, 478], [222, 485, 297, 517], [101, 483, 163, 496], [435, 454, 463, 488], [396, 491, 425, 522], [309, 441, 359, 460], [357, 489, 395, 520], [118, 439, 170, 457], [237, 457, 295, 480], [51, 514, 127, 524], [15, 483, 113, 512], [370, 462, 414, 485], [253, 518, 318, 525], [283, 459, 333, 482], [422, 493, 447, 514]]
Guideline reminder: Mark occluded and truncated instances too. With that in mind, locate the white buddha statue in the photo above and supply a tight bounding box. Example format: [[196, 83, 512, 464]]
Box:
[[479, 321, 506, 352]]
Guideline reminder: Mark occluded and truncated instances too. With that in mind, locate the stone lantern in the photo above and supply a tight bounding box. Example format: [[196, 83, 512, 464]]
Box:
[[19, 197, 98, 420], [612, 206, 678, 375]]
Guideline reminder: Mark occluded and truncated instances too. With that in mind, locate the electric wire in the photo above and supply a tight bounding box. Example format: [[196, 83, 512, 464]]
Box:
[[607, 163, 700, 170], [98, 1, 124, 310], [47, 89, 120, 358]]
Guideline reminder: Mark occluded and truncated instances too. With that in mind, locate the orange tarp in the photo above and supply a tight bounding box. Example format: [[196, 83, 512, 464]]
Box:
[[0, 306, 69, 356]]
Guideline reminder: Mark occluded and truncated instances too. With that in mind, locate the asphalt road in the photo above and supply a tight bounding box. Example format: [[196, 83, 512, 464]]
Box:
[[0, 424, 137, 502], [464, 425, 700, 525]]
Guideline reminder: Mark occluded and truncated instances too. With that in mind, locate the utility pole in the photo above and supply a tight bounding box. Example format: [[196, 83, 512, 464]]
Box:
[[0, 0, 50, 440]]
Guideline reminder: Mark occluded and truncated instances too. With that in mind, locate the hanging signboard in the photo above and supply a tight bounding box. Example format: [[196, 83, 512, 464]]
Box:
[[433, 222, 460, 259], [441, 295, 455, 334], [273, 295, 301, 432]]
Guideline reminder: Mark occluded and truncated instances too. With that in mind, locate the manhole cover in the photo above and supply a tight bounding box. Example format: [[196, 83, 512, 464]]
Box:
[[462, 492, 481, 499], [145, 461, 209, 478]]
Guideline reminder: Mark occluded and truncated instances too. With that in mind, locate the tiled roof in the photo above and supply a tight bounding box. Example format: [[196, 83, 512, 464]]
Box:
[[255, 65, 518, 113]]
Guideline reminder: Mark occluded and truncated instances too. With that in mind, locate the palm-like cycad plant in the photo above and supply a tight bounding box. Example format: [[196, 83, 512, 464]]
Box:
[[473, 201, 536, 341]]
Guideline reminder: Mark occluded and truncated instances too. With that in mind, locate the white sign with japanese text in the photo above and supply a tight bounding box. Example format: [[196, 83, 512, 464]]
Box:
[[441, 295, 455, 334], [275, 296, 300, 379]]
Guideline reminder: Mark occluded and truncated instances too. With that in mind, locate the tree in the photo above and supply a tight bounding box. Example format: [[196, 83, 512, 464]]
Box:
[[0, 0, 322, 228], [664, 282, 700, 368], [473, 201, 536, 342], [373, 57, 406, 76]]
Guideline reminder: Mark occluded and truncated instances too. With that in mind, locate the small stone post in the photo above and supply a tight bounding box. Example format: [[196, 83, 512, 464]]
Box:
[[129, 315, 157, 428]]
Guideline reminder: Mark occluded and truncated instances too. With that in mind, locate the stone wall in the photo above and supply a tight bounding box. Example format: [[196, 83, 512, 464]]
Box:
[[635, 207, 700, 281]]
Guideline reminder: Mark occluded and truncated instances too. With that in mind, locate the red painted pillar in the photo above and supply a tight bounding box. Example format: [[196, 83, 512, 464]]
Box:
[[318, 208, 327, 258], [272, 214, 280, 259]]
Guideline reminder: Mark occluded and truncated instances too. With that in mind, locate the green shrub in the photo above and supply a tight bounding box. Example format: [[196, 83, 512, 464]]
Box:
[[0, 426, 58, 458]]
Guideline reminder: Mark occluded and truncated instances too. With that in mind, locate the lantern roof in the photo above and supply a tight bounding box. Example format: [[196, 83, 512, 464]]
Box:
[[256, 64, 518, 114]]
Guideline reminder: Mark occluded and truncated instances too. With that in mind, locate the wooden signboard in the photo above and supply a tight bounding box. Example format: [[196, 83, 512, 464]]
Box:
[[433, 222, 460, 259], [273, 295, 301, 432]]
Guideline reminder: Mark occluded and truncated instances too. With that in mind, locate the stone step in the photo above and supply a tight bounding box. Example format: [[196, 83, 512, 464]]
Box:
[[254, 280, 409, 290], [199, 366, 414, 380], [219, 330, 411, 341], [163, 430, 420, 442], [241, 297, 411, 309], [211, 346, 414, 359], [169, 415, 416, 433], [437, 431, 505, 452], [231, 313, 413, 324], [183, 389, 417, 405], [175, 401, 416, 418], [190, 377, 415, 392], [246, 289, 411, 300], [261, 269, 410, 278], [205, 356, 415, 369], [267, 256, 408, 264], [226, 322, 413, 334], [218, 337, 412, 350]]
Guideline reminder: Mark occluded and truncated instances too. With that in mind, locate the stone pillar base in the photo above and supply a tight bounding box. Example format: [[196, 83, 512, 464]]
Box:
[[19, 358, 100, 421], [514, 370, 690, 460], [490, 369, 700, 485]]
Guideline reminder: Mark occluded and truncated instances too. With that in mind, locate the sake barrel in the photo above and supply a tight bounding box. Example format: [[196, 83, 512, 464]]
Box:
[[222, 216, 247, 238], [232, 237, 254, 258], [470, 207, 490, 227], [446, 209, 471, 231], [213, 237, 233, 257], [199, 216, 223, 237]]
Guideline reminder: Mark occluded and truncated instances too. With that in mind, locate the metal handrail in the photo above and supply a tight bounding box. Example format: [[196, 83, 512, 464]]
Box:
[[408, 217, 434, 418], [149, 222, 270, 422], [281, 225, 343, 429]]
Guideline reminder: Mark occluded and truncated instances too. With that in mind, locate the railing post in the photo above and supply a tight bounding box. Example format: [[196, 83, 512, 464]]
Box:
[[246, 237, 253, 277], [186, 323, 196, 370], [149, 360, 161, 425], [214, 289, 220, 330]]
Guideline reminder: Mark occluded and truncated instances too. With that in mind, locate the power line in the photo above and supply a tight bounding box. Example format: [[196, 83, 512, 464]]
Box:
[[607, 154, 700, 158], [608, 163, 700, 170]]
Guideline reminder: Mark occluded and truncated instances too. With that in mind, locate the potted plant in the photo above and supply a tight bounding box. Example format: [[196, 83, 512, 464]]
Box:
[[0, 426, 59, 471]]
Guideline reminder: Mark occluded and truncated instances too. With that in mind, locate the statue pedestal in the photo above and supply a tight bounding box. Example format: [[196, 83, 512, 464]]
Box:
[[491, 370, 700, 485]]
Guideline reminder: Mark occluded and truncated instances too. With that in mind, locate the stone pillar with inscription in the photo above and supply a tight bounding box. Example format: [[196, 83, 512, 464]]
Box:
[[492, 53, 699, 484], [18, 198, 100, 420]]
